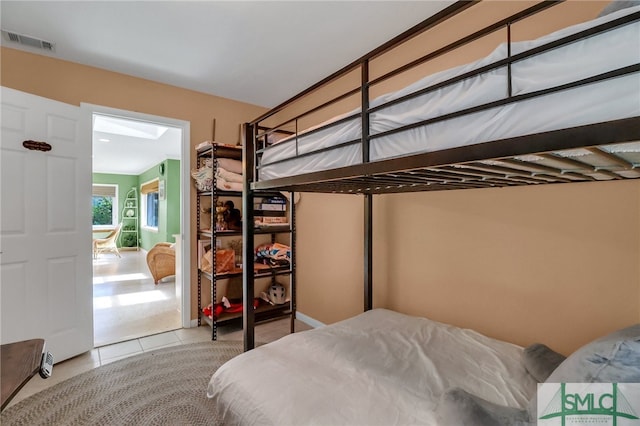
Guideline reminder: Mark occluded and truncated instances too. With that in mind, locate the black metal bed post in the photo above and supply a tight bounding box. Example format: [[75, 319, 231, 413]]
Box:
[[364, 195, 373, 311], [242, 123, 256, 351], [362, 59, 373, 312], [290, 192, 296, 333]]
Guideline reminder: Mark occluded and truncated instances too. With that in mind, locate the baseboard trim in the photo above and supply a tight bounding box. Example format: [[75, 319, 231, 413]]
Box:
[[296, 312, 325, 329]]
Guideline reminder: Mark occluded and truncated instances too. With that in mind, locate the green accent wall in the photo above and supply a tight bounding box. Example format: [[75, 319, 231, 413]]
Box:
[[93, 158, 181, 251], [166, 160, 181, 239], [137, 159, 181, 250], [93, 173, 137, 248]]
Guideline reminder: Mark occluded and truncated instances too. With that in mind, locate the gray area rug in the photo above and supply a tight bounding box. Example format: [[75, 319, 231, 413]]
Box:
[[1, 340, 243, 426]]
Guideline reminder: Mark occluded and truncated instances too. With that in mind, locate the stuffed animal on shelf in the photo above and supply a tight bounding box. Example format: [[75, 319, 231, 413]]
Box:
[[215, 201, 226, 231], [222, 200, 242, 230], [202, 297, 260, 319]]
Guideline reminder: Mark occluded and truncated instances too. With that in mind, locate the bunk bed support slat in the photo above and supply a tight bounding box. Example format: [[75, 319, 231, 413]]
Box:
[[436, 166, 557, 185], [539, 153, 624, 180], [498, 159, 597, 182], [587, 147, 636, 170]]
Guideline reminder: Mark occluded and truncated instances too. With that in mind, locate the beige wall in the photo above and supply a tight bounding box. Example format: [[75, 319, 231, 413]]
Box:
[[4, 1, 636, 354], [295, 194, 364, 323], [298, 181, 640, 356], [1, 47, 267, 321]]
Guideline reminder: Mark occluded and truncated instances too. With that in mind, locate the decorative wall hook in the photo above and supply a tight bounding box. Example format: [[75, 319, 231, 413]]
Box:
[[23, 140, 52, 152]]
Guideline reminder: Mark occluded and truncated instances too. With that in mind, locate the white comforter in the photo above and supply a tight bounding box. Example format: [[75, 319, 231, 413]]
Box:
[[207, 309, 537, 425]]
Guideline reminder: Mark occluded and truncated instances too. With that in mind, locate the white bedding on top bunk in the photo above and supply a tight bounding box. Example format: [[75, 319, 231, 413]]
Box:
[[259, 6, 640, 181], [207, 309, 537, 425]]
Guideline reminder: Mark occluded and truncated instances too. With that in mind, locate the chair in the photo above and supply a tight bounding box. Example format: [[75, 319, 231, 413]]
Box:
[[93, 223, 122, 259], [146, 242, 176, 284]]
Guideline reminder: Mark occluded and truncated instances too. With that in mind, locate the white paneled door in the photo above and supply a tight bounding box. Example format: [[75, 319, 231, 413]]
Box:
[[1, 87, 93, 362]]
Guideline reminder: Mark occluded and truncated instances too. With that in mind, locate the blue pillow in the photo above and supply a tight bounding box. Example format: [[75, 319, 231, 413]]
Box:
[[546, 323, 640, 383], [597, 0, 640, 17]]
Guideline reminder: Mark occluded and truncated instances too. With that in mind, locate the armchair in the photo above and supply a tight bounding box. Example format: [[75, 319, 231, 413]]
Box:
[[93, 223, 122, 259], [146, 242, 176, 284]]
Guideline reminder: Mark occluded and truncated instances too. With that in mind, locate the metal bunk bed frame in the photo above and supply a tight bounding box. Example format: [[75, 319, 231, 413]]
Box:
[[241, 0, 640, 351]]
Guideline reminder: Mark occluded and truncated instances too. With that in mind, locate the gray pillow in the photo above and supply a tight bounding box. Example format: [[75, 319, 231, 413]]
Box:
[[440, 325, 640, 425], [545, 323, 640, 383], [597, 0, 640, 17], [438, 388, 532, 426], [522, 343, 566, 382]]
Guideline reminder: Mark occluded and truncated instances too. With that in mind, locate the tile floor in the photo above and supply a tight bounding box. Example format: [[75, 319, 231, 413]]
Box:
[[7, 247, 312, 409], [8, 316, 312, 408], [93, 249, 182, 347]]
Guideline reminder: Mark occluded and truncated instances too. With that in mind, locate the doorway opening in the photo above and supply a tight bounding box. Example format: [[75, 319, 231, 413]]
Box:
[[87, 105, 191, 347]]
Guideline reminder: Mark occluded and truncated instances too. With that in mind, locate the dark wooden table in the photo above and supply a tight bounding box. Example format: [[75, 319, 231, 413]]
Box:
[[1, 338, 44, 410]]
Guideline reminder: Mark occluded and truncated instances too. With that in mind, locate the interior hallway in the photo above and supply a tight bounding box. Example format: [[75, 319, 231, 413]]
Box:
[[93, 249, 181, 347]]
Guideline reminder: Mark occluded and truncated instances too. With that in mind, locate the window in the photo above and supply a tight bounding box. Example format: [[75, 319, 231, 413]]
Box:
[[92, 184, 118, 229], [141, 179, 159, 230], [145, 192, 159, 228]]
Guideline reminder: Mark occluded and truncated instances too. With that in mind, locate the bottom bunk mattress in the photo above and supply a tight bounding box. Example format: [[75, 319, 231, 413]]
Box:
[[206, 309, 537, 425]]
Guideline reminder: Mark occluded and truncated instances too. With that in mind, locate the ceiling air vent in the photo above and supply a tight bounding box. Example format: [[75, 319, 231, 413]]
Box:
[[1, 30, 55, 51]]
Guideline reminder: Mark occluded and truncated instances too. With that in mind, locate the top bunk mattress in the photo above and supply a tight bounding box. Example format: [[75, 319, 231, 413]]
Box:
[[258, 5, 640, 182]]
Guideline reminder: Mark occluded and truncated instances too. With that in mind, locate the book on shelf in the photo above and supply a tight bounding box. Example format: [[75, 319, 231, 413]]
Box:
[[259, 196, 286, 204], [255, 210, 285, 218], [254, 203, 286, 211], [255, 216, 289, 226]]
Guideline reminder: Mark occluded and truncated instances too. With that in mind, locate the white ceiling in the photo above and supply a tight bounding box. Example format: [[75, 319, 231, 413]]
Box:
[[1, 0, 454, 174], [92, 114, 182, 175], [0, 0, 454, 108]]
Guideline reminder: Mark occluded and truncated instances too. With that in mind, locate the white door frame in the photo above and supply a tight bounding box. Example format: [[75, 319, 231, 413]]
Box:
[[81, 103, 191, 328]]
